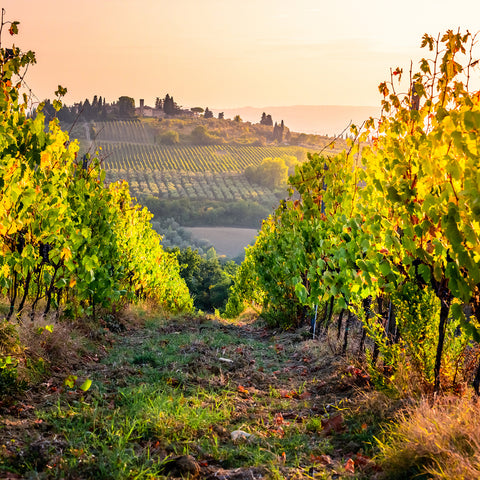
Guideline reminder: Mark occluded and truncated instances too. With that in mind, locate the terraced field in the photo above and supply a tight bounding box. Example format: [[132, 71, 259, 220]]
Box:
[[74, 119, 312, 202], [99, 142, 304, 173]]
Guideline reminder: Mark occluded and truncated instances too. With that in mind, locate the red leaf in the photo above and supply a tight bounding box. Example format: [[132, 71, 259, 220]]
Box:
[[354, 453, 371, 467], [310, 454, 332, 465], [279, 389, 292, 398], [345, 458, 355, 473], [274, 413, 285, 425], [321, 414, 345, 435]]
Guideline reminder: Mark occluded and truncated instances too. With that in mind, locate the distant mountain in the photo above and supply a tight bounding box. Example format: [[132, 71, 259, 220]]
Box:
[[212, 105, 380, 137]]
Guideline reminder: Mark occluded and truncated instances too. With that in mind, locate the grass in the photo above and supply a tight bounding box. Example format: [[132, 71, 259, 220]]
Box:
[[1, 311, 381, 479], [375, 395, 480, 479], [26, 316, 323, 478], [7, 308, 477, 479]]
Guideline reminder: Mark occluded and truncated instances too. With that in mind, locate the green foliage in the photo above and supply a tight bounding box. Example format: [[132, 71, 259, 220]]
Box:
[[0, 21, 192, 321], [117, 96, 135, 117], [190, 125, 223, 145], [364, 284, 444, 392], [244, 157, 289, 190], [158, 129, 179, 145], [225, 214, 307, 328], [151, 218, 213, 254], [174, 247, 237, 312], [144, 197, 273, 229], [392, 284, 439, 384], [228, 29, 480, 392], [0, 355, 27, 397]]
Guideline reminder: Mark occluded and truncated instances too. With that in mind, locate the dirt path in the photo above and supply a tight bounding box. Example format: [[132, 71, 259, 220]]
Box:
[[0, 314, 382, 479]]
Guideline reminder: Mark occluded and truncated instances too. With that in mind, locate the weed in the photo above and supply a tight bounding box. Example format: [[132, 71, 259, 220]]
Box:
[[0, 318, 20, 354], [0, 355, 27, 398]]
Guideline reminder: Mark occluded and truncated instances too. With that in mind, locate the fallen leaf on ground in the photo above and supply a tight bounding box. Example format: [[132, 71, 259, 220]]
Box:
[[321, 413, 345, 435], [310, 454, 332, 465], [344, 458, 355, 473]]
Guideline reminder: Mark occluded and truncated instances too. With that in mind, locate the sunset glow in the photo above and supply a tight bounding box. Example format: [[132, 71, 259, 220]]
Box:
[[3, 0, 480, 110]]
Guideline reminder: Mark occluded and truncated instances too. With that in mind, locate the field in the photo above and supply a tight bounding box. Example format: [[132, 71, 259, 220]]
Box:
[[185, 227, 258, 257], [71, 120, 316, 203], [107, 169, 279, 204], [98, 143, 306, 173]]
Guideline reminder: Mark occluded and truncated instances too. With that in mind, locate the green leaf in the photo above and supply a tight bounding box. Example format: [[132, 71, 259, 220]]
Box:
[[386, 186, 402, 203], [8, 21, 19, 35], [417, 263, 431, 284], [294, 282, 308, 304], [379, 261, 391, 277]]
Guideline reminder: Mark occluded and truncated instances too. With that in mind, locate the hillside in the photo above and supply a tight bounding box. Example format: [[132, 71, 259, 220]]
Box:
[[70, 120, 301, 207], [62, 116, 348, 231]]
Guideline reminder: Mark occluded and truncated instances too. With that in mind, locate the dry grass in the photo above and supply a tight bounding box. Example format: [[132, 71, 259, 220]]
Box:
[[17, 316, 86, 375], [376, 394, 480, 479], [0, 318, 21, 355]]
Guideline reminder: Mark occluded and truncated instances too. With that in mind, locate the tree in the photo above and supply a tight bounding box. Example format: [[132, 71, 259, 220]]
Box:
[[163, 94, 175, 115], [191, 125, 219, 145], [204, 107, 213, 118], [218, 112, 224, 120], [190, 107, 204, 115], [260, 112, 273, 126], [234, 114, 242, 122], [159, 130, 179, 145], [83, 98, 92, 119], [273, 120, 285, 142], [176, 247, 233, 312], [244, 157, 288, 190], [155, 97, 163, 110], [118, 96, 135, 117]]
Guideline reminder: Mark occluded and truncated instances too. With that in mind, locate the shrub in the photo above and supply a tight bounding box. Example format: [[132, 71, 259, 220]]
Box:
[[159, 130, 179, 145]]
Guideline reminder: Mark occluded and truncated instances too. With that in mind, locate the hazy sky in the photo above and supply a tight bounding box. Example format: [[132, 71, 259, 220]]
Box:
[[2, 0, 480, 109]]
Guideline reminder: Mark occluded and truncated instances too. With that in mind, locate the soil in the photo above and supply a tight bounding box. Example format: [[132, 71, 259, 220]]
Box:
[[0, 313, 384, 479], [184, 227, 258, 258]]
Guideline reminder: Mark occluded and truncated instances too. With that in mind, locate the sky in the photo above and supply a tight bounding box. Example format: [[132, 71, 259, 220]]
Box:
[[2, 0, 480, 110]]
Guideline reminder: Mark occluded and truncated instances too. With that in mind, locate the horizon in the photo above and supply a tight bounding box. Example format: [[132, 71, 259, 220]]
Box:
[[2, 1, 480, 110]]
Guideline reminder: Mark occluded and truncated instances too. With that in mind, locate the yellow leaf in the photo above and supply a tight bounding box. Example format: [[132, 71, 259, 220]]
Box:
[[61, 246, 72, 261], [40, 151, 50, 169], [69, 277, 76, 288]]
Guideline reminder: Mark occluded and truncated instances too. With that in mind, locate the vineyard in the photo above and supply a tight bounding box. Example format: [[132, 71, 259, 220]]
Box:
[[3, 16, 480, 480], [107, 169, 279, 203], [97, 142, 305, 173], [68, 120, 316, 202], [227, 30, 480, 401], [0, 37, 193, 323]]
